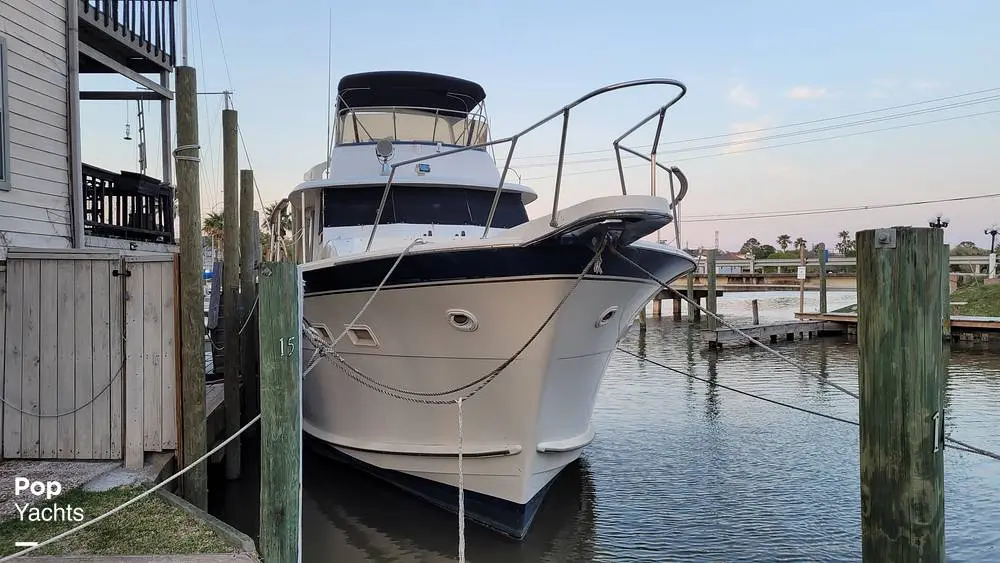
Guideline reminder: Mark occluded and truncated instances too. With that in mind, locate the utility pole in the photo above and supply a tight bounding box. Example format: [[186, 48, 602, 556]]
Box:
[[222, 102, 242, 479], [175, 66, 208, 510], [857, 227, 945, 562]]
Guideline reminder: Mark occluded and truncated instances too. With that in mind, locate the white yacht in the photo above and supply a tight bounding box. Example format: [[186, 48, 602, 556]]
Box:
[[289, 71, 696, 538]]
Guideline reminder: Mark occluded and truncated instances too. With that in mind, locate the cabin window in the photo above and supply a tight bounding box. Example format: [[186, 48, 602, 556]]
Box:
[[0, 37, 10, 191], [323, 186, 528, 228]]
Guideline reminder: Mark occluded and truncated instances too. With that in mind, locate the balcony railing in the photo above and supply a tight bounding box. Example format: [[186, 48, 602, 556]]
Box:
[[79, 0, 176, 72], [84, 164, 176, 244]]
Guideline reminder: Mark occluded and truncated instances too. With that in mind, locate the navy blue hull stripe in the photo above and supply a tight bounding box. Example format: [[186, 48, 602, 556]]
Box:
[[302, 243, 691, 295]]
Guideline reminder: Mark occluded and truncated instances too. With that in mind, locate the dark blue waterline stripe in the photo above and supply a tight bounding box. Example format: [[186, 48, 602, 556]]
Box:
[[302, 243, 689, 295], [302, 274, 652, 297]]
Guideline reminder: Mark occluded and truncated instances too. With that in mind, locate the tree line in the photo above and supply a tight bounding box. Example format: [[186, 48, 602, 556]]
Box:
[[201, 201, 294, 259], [737, 231, 857, 260], [736, 232, 992, 261]]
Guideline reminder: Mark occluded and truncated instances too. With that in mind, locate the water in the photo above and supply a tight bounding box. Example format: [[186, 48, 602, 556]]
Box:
[[209, 291, 1000, 562]]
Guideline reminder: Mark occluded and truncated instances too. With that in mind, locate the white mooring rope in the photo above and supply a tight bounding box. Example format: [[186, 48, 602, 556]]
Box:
[[457, 396, 466, 563]]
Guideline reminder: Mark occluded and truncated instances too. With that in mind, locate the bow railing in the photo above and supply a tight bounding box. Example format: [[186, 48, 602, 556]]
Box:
[[365, 78, 690, 252]]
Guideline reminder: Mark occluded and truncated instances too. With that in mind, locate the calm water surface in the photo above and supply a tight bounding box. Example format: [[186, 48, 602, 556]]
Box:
[[210, 291, 1000, 562]]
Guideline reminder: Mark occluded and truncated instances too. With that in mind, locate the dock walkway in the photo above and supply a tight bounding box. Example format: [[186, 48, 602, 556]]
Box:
[[702, 320, 845, 348]]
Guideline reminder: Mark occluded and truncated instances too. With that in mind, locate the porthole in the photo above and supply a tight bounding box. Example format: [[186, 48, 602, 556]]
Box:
[[345, 325, 380, 347], [447, 309, 479, 332], [595, 306, 619, 328]]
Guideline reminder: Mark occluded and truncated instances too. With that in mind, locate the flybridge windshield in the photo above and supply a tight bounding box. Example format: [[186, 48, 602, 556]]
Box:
[[323, 186, 528, 228], [335, 107, 490, 147]]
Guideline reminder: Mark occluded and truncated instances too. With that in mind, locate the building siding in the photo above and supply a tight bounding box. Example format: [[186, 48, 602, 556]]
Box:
[[0, 0, 71, 259]]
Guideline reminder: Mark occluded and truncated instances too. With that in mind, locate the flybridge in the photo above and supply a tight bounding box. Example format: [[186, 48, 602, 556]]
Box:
[[334, 71, 491, 147]]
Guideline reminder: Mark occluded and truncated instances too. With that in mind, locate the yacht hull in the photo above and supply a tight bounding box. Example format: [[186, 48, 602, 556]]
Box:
[[300, 242, 693, 538]]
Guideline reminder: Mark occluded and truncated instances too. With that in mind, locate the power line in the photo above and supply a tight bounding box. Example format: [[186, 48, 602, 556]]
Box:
[[513, 95, 1000, 169], [511, 86, 1000, 161], [683, 192, 1000, 223], [209, 0, 234, 92], [522, 109, 1000, 181]]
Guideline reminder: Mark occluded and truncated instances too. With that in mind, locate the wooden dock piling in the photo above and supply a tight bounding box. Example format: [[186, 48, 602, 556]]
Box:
[[751, 299, 759, 325], [222, 107, 242, 480], [673, 297, 682, 320], [706, 249, 717, 329], [258, 261, 302, 563], [941, 243, 951, 339], [798, 244, 806, 314], [240, 170, 259, 418], [686, 273, 696, 321], [857, 227, 944, 562], [818, 243, 828, 314], [175, 66, 208, 510]]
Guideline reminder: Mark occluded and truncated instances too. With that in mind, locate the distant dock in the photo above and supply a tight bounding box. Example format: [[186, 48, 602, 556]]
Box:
[[702, 320, 845, 348], [796, 311, 1000, 343]]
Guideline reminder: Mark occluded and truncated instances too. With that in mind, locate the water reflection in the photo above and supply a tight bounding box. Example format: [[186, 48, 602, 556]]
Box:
[[704, 351, 721, 423], [302, 447, 597, 562]]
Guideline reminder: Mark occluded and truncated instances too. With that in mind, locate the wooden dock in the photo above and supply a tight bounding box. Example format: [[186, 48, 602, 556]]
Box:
[[702, 320, 845, 348], [795, 311, 1000, 342]]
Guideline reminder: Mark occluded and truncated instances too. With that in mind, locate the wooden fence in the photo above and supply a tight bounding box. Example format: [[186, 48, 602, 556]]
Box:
[[0, 249, 178, 468]]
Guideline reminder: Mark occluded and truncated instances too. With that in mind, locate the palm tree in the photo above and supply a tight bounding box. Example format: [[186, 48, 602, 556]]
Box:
[[262, 201, 292, 238], [794, 237, 807, 251], [776, 234, 791, 251], [203, 212, 224, 250]]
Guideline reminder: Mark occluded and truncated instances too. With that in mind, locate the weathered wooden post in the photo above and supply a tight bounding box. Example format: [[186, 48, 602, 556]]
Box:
[[240, 170, 259, 418], [751, 299, 759, 325], [258, 261, 302, 563], [798, 243, 806, 314], [672, 297, 682, 320], [857, 227, 945, 562], [175, 65, 208, 510], [651, 297, 661, 317], [637, 307, 647, 334], [706, 249, 717, 330], [818, 243, 828, 314], [222, 106, 242, 480], [686, 273, 696, 321], [941, 244, 950, 339]]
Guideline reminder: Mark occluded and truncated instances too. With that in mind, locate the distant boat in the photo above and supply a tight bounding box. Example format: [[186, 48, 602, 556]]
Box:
[[290, 71, 695, 538]]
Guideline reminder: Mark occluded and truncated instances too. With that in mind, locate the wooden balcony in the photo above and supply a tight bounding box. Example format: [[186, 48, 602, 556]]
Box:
[[83, 163, 176, 244], [78, 0, 176, 74]]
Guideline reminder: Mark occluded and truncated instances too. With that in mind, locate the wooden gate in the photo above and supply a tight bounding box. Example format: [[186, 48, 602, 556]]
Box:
[[122, 255, 178, 468], [0, 250, 178, 467]]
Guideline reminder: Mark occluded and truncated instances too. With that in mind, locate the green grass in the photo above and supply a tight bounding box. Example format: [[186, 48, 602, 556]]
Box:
[[0, 486, 236, 557], [951, 282, 1000, 317]]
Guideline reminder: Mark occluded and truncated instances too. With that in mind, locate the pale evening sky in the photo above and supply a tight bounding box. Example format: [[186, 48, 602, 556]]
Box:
[[79, 0, 1000, 251]]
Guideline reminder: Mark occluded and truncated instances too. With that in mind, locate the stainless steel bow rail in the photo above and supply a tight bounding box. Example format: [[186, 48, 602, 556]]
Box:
[[365, 78, 691, 251]]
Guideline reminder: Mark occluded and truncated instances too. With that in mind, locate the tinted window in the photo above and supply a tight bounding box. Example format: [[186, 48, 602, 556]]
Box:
[[323, 186, 395, 226], [323, 186, 528, 228]]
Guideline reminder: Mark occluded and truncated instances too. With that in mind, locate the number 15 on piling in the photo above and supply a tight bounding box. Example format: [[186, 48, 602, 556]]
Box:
[[279, 337, 296, 358]]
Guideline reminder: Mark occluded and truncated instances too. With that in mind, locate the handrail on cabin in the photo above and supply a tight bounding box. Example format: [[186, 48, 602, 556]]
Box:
[[364, 79, 690, 252]]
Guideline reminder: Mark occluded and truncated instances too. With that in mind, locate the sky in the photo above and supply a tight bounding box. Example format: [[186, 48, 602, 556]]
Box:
[[79, 0, 1000, 251]]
